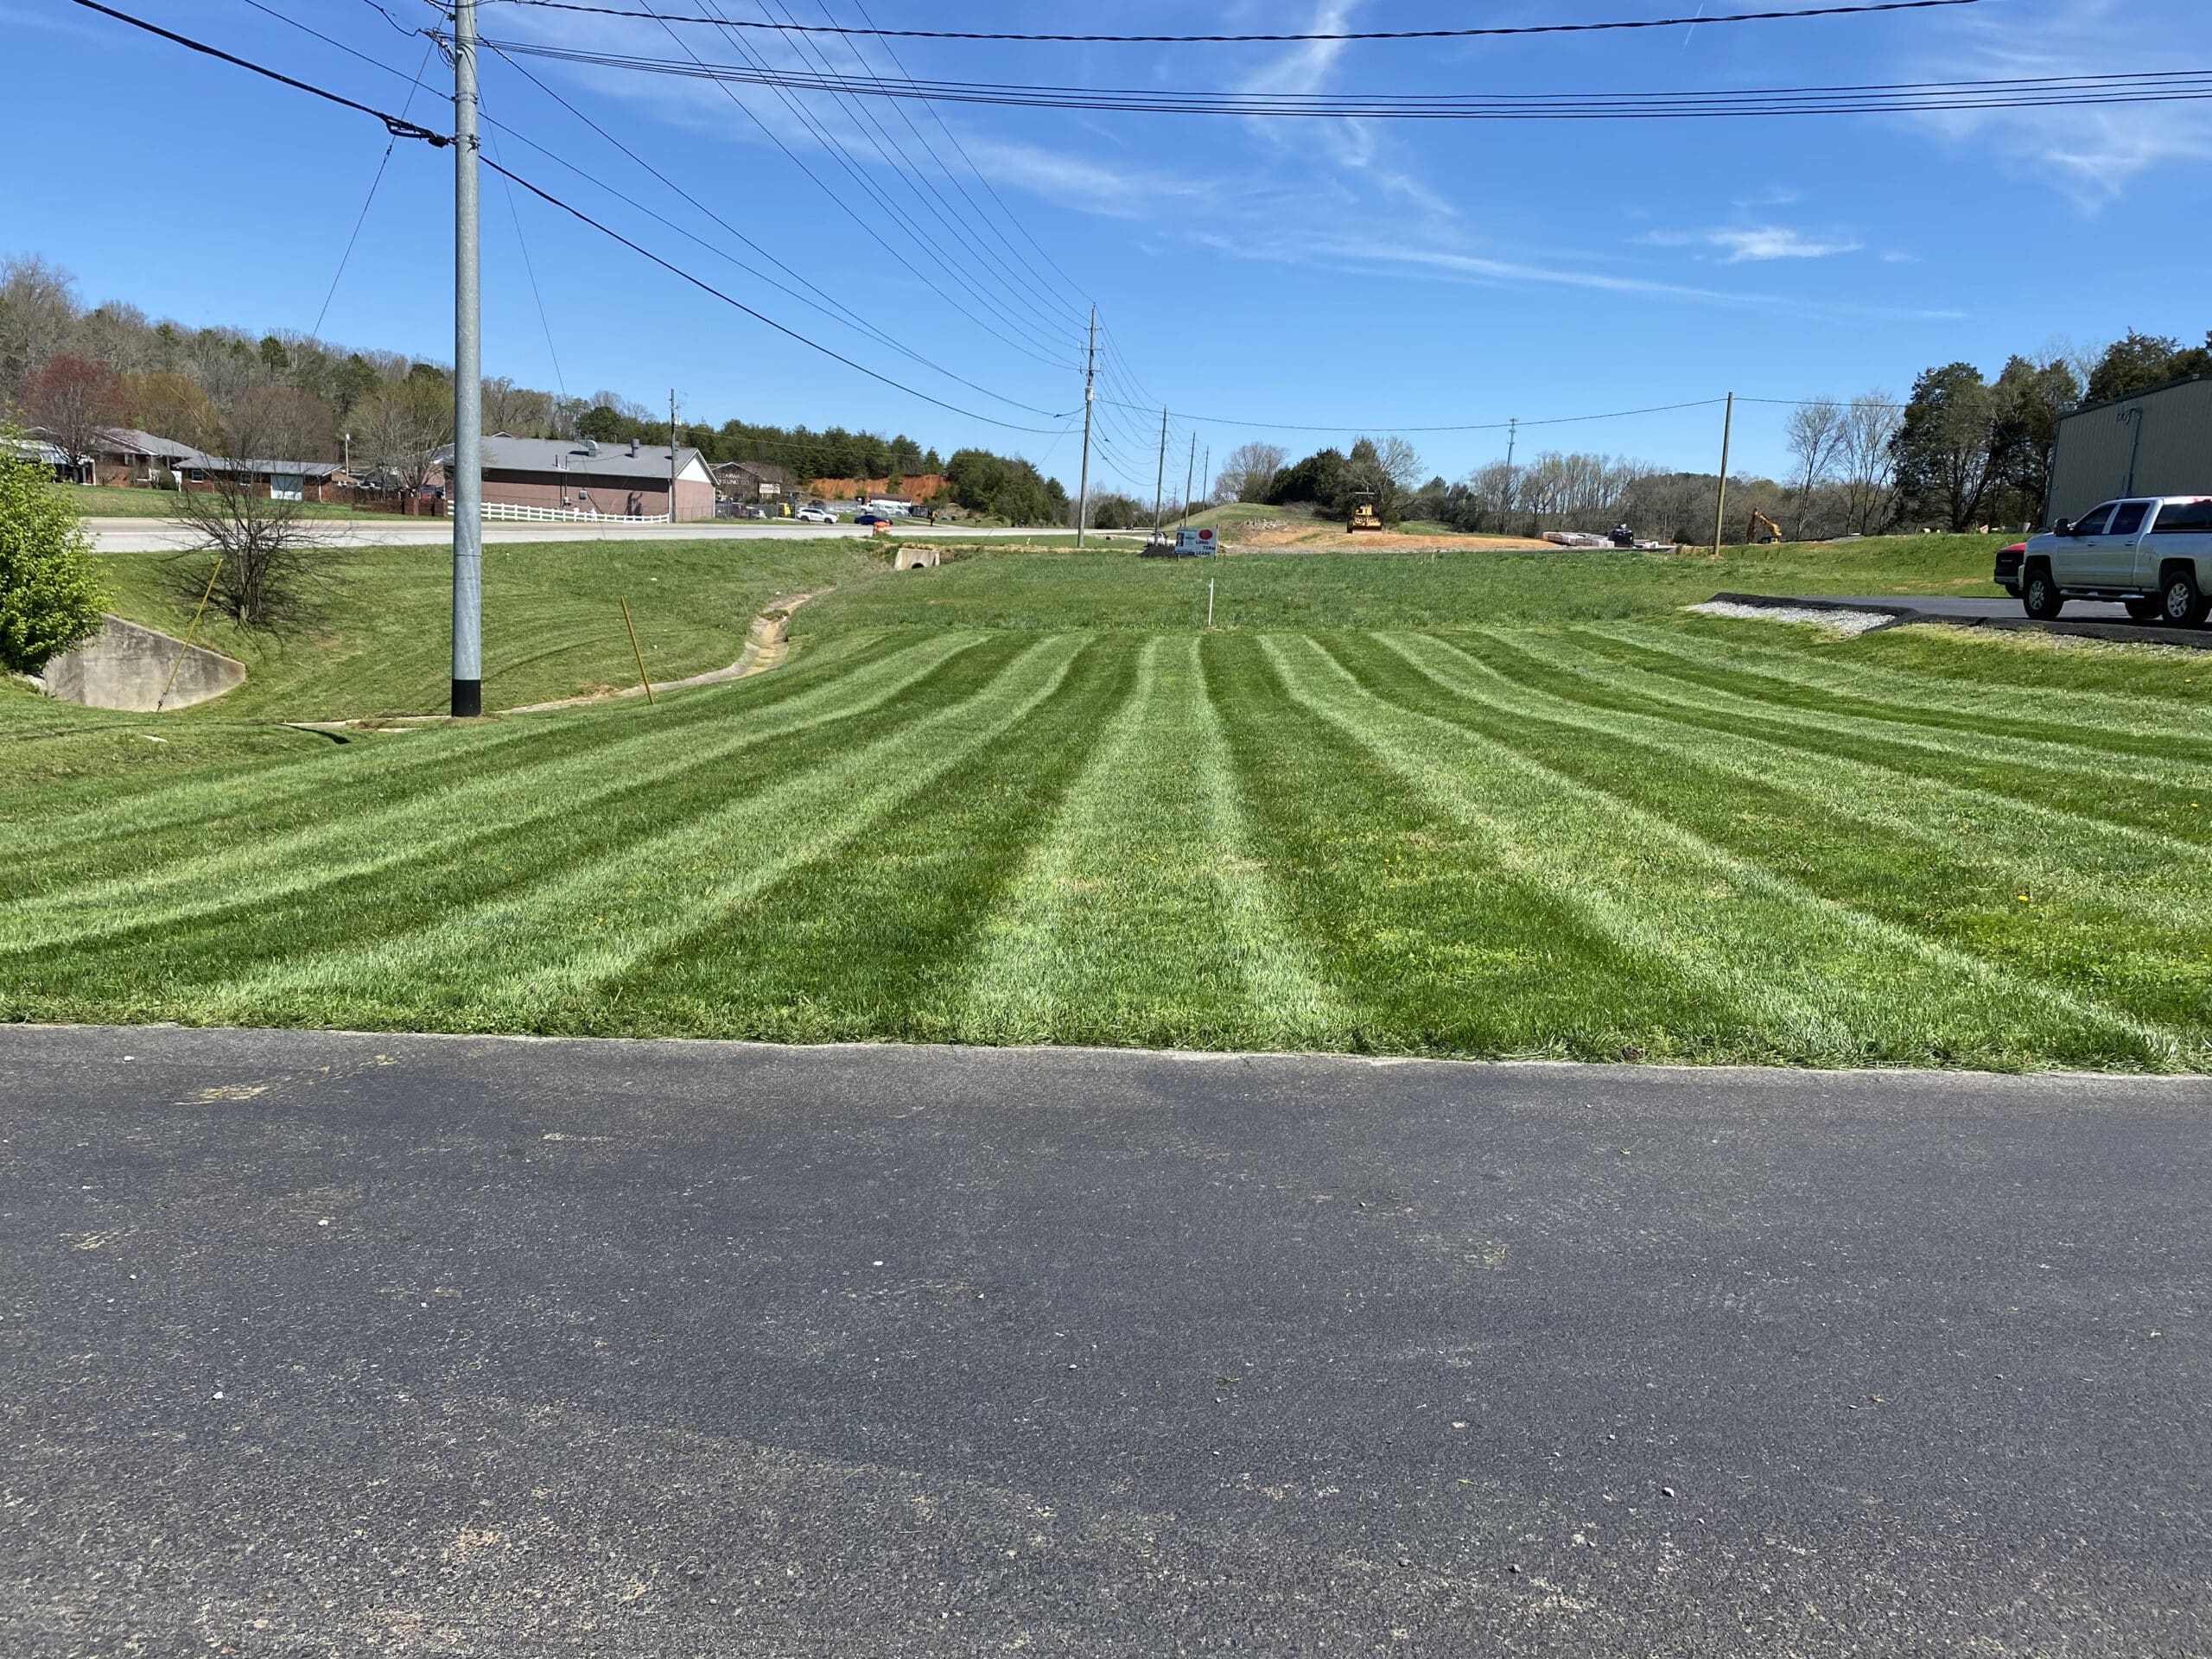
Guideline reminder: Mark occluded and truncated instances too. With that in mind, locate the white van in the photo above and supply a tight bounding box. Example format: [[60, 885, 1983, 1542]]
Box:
[[2018, 496, 2212, 625]]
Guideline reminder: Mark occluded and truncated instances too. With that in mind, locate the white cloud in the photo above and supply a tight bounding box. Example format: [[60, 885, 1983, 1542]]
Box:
[[1903, 0, 2212, 207], [1196, 231, 1962, 321], [1645, 226, 1865, 264]]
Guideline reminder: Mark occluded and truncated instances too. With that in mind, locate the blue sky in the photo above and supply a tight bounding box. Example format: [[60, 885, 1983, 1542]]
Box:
[[4, 0, 2210, 489]]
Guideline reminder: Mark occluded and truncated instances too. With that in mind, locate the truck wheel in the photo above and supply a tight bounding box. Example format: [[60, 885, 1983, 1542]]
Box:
[[2021, 566, 2064, 620], [2160, 567, 2211, 627], [2125, 597, 2162, 621]]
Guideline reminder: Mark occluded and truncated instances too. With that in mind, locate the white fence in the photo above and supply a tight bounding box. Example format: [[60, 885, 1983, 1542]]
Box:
[[448, 500, 673, 525]]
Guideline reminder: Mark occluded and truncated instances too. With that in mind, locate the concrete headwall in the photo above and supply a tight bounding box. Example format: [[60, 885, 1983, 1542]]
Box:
[[36, 614, 245, 712]]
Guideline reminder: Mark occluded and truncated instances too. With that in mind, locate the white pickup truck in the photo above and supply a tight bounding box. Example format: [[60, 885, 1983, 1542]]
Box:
[[2015, 495, 2212, 625]]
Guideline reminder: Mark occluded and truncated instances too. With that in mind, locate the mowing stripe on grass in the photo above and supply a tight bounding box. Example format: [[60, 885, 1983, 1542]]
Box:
[[1506, 626, 2212, 821], [599, 635, 1146, 1045], [1590, 620, 2212, 766], [0, 630, 912, 880], [1278, 633, 2175, 1068], [1205, 632, 1734, 1059], [0, 633, 984, 956], [958, 634, 1344, 1051], [194, 636, 1090, 1029], [1387, 631, 2212, 1039]]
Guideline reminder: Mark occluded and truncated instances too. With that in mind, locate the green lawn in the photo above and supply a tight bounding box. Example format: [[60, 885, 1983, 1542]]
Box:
[[8, 531, 2208, 1069], [67, 484, 402, 521], [90, 539, 880, 720]]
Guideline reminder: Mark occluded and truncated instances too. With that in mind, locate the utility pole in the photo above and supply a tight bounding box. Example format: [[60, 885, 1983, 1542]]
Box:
[[1180, 432, 1197, 525], [1504, 416, 1519, 527], [1711, 391, 1735, 557], [669, 388, 678, 523], [1151, 406, 1168, 546], [450, 0, 483, 717], [1074, 306, 1096, 548], [1200, 443, 1211, 511]]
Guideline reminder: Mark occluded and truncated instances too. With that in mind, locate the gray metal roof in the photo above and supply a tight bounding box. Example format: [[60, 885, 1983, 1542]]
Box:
[[468, 434, 709, 480], [94, 426, 202, 461]]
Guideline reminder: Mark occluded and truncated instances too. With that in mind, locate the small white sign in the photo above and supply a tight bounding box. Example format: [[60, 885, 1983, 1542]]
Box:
[[1174, 525, 1218, 556]]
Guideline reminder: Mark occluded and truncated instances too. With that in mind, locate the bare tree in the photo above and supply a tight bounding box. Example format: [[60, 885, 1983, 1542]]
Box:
[[1217, 441, 1287, 503], [0, 255, 79, 404], [355, 375, 454, 508], [20, 353, 124, 482], [171, 388, 343, 628], [1836, 391, 1903, 536], [1784, 397, 1845, 537]]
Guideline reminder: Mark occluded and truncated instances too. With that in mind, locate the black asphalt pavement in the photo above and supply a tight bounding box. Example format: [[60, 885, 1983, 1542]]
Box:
[[3, 1026, 2208, 1656]]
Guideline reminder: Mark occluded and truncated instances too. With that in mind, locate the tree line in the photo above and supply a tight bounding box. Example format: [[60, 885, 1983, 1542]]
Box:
[[1207, 327, 2212, 543], [0, 254, 1064, 520]]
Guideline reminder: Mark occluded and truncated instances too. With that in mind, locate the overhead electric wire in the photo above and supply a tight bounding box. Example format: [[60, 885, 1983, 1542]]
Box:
[[842, 0, 1091, 325], [1094, 397, 1734, 435], [474, 36, 1071, 416], [633, 5, 1079, 371], [67, 0, 447, 143], [683, 0, 1078, 363], [311, 32, 439, 338], [483, 0, 1981, 45], [472, 43, 2212, 119], [796, 0, 1087, 336], [482, 154, 1077, 432], [741, 0, 1084, 347]]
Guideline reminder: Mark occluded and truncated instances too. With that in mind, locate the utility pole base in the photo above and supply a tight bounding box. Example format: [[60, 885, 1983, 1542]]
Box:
[[452, 679, 483, 719]]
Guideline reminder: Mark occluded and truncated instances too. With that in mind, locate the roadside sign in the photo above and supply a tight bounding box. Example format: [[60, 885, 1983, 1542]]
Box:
[[1175, 526, 1218, 556]]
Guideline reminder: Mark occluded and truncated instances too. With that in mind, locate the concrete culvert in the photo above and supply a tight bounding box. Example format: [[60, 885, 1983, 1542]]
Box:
[[33, 615, 245, 712]]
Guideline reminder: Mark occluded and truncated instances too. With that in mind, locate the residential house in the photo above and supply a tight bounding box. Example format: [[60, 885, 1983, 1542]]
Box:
[[436, 434, 715, 521], [712, 459, 791, 502]]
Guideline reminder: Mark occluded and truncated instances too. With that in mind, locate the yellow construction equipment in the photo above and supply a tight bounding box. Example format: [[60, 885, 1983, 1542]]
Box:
[[1346, 491, 1383, 533], [1747, 509, 1787, 544]]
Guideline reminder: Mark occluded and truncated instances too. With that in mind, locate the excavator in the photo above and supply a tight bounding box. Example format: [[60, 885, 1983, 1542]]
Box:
[[1346, 491, 1383, 533], [1747, 509, 1787, 545]]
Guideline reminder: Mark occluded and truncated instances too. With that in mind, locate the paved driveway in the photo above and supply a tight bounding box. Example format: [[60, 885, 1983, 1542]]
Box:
[[3, 1027, 2207, 1655]]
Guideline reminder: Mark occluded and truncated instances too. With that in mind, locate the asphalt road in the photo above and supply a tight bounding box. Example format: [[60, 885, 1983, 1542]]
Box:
[[3, 1027, 2208, 1656], [81, 518, 1138, 554], [1800, 593, 2135, 621]]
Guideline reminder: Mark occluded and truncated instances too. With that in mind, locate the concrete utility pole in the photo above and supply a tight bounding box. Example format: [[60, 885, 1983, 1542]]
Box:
[[1075, 307, 1096, 548], [1151, 406, 1168, 545], [450, 0, 483, 717], [1180, 432, 1196, 524], [1711, 391, 1736, 557], [669, 388, 678, 521]]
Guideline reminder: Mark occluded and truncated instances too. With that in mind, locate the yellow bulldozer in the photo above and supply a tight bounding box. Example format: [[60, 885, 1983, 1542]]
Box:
[[1747, 509, 1787, 544], [1347, 491, 1383, 533]]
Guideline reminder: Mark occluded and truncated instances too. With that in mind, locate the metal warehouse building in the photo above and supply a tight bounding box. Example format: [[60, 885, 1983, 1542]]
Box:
[[2048, 374, 2212, 525]]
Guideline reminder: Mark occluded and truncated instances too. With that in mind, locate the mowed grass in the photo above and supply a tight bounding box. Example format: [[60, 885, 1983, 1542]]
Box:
[[90, 539, 881, 721], [4, 526, 2209, 1067]]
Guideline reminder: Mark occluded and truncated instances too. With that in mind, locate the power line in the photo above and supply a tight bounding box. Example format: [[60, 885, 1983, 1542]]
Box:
[[68, 0, 448, 143], [627, 6, 1078, 370], [483, 155, 1078, 433], [482, 0, 1982, 45], [473, 45, 2212, 119], [311, 32, 440, 338], [1095, 397, 1733, 435], [474, 37, 1073, 416]]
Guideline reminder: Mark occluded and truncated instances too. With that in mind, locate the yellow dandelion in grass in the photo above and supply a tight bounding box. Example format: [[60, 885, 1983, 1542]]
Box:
[[2017, 893, 2031, 901]]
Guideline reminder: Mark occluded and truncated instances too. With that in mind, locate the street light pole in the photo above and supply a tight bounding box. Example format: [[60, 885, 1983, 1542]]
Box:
[[451, 0, 484, 717]]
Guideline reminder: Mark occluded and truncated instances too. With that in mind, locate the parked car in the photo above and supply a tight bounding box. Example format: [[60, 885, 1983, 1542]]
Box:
[[852, 511, 893, 528], [2016, 497, 2212, 625], [796, 505, 837, 523]]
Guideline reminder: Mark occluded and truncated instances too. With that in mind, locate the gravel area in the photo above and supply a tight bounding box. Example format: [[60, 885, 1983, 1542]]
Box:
[[1688, 598, 1897, 634]]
